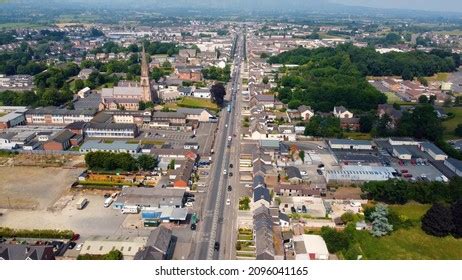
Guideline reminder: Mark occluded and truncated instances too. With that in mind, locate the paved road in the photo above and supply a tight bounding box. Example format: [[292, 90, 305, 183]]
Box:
[[192, 30, 244, 260]]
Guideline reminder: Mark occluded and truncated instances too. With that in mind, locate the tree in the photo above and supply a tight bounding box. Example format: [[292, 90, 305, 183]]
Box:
[[340, 211, 356, 224], [74, 79, 85, 91], [419, 95, 429, 104], [210, 83, 226, 107], [422, 203, 454, 237], [298, 150, 305, 163], [451, 199, 462, 238], [288, 99, 301, 110], [137, 155, 158, 171], [370, 204, 393, 237], [418, 76, 428, 87], [359, 113, 375, 133], [262, 76, 269, 84], [168, 159, 176, 170], [455, 124, 462, 137], [320, 227, 350, 253], [104, 250, 123, 260]]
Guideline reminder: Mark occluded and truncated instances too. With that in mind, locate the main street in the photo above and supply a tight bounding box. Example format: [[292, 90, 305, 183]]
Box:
[[192, 29, 244, 260]]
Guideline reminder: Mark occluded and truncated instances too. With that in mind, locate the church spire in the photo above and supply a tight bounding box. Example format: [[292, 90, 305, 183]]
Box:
[[141, 45, 149, 78], [140, 44, 152, 103]]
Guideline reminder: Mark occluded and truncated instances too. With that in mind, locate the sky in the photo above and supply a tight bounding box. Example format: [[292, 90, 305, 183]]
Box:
[[331, 0, 462, 13], [4, 0, 462, 13]]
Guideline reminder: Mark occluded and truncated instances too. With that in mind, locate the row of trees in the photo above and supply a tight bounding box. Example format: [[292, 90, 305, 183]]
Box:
[[0, 42, 47, 76], [364, 104, 444, 142], [303, 116, 343, 138], [85, 152, 158, 172], [268, 44, 460, 80], [361, 177, 462, 205], [272, 47, 387, 112]]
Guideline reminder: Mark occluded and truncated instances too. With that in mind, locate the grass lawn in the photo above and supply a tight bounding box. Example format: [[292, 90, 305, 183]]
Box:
[[389, 202, 430, 220], [426, 72, 450, 82], [344, 132, 373, 140], [385, 92, 415, 106], [442, 107, 462, 139], [353, 203, 462, 259], [177, 97, 219, 112], [127, 139, 165, 146], [385, 92, 402, 104]]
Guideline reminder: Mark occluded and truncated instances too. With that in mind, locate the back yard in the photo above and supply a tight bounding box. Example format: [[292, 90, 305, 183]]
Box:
[[351, 203, 462, 259]]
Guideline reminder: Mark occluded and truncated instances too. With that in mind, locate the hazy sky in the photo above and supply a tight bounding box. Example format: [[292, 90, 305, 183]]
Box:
[[331, 0, 462, 12], [5, 0, 462, 13]]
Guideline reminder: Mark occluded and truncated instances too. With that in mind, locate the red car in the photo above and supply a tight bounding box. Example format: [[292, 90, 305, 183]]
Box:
[[71, 234, 80, 241], [401, 169, 409, 174], [403, 173, 413, 178]]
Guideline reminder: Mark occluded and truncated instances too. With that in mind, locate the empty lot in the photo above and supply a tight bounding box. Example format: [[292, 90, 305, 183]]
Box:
[[0, 166, 84, 210]]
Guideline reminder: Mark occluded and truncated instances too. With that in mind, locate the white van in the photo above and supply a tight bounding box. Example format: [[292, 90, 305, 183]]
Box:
[[104, 197, 113, 208], [122, 205, 140, 214], [76, 198, 88, 210]]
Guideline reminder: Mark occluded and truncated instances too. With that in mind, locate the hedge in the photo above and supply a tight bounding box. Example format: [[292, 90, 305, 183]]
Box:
[[0, 227, 74, 239]]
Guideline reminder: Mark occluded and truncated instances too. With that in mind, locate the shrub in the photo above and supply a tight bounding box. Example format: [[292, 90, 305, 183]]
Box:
[[0, 227, 74, 239]]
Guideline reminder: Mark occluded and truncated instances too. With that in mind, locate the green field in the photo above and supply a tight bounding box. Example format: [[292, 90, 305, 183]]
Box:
[[426, 72, 450, 82], [385, 92, 415, 106], [344, 132, 373, 140], [177, 97, 219, 112], [352, 203, 462, 260], [442, 107, 462, 139]]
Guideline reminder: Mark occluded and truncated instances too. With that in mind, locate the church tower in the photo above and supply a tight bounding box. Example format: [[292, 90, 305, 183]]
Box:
[[140, 46, 152, 102]]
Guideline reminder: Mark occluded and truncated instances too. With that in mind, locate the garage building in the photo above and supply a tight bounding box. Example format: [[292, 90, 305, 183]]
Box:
[[328, 139, 373, 150], [392, 146, 412, 160]]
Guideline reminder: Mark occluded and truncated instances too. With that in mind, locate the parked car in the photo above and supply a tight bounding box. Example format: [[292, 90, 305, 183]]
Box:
[[223, 170, 227, 175], [227, 185, 232, 192], [75, 243, 83, 251], [226, 199, 231, 205], [317, 169, 323, 175], [71, 234, 80, 241], [214, 242, 220, 251], [104, 193, 111, 198], [190, 223, 197, 231], [68, 242, 76, 250], [229, 163, 233, 168]]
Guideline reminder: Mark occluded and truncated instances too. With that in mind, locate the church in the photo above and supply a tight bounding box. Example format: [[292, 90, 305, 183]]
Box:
[[100, 47, 154, 111]]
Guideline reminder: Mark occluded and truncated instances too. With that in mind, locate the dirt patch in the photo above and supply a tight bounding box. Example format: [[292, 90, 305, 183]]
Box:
[[0, 166, 84, 210], [327, 187, 363, 200]]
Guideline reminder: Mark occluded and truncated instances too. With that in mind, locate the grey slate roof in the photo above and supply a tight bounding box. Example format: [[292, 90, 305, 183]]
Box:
[[285, 166, 302, 180], [0, 244, 55, 260], [253, 186, 271, 203]]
